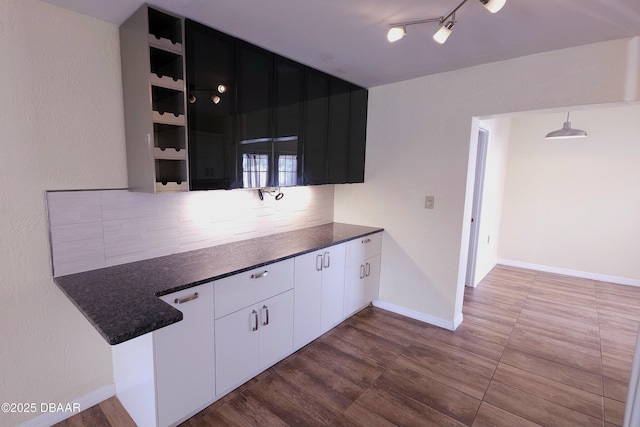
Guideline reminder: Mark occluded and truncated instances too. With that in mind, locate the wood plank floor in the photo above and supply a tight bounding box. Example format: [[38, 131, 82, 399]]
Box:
[[55, 265, 640, 427]]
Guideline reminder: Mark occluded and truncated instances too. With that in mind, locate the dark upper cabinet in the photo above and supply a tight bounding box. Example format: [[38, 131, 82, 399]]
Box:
[[183, 18, 367, 191], [302, 73, 368, 185], [327, 77, 351, 184], [347, 85, 368, 183], [185, 19, 237, 190], [273, 57, 304, 187], [236, 46, 304, 188], [236, 42, 273, 188], [302, 69, 330, 185]]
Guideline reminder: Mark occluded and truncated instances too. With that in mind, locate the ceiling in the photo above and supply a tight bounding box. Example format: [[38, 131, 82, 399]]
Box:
[[41, 0, 640, 88]]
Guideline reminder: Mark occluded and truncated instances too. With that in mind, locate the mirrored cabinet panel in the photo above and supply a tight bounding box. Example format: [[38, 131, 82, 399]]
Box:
[[237, 46, 304, 189], [237, 42, 273, 189], [274, 57, 303, 187], [302, 68, 330, 186], [185, 19, 237, 190]]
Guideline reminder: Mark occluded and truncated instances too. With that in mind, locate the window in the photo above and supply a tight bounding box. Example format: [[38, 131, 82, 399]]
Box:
[[242, 154, 268, 188], [277, 155, 297, 187]]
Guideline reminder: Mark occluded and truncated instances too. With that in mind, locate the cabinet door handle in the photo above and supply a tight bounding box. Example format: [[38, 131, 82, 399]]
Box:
[[360, 264, 365, 279], [366, 262, 371, 277], [262, 305, 269, 326], [324, 251, 331, 269], [316, 254, 323, 271], [251, 270, 269, 279], [362, 238, 371, 244], [174, 292, 198, 304], [251, 310, 259, 331]]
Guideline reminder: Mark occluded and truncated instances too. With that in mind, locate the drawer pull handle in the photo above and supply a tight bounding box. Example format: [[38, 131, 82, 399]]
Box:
[[174, 292, 198, 304], [316, 254, 323, 271], [251, 270, 269, 279], [324, 251, 331, 269], [360, 265, 366, 279], [251, 310, 259, 331], [262, 305, 270, 326], [362, 238, 372, 244]]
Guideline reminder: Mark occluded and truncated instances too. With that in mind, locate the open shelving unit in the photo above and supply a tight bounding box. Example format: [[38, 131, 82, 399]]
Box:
[[121, 5, 188, 193]]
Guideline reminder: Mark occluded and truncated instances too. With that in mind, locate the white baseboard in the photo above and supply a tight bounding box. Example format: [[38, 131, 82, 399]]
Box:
[[17, 384, 115, 427], [372, 299, 459, 331], [497, 259, 640, 288], [453, 312, 464, 330]]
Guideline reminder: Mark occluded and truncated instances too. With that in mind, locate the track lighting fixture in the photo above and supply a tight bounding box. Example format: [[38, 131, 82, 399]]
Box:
[[544, 112, 588, 139], [387, 0, 507, 45]]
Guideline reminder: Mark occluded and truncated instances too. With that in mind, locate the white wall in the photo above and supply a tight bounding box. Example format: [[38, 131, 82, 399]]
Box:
[[0, 2, 338, 425], [498, 105, 640, 282], [471, 118, 512, 286], [0, 1, 125, 425], [334, 37, 640, 327]]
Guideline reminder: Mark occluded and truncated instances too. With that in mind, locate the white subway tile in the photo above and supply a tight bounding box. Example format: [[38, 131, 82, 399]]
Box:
[[47, 186, 334, 275]]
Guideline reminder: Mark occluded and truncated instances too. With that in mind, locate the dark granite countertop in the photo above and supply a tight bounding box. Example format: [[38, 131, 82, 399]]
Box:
[[54, 222, 383, 345]]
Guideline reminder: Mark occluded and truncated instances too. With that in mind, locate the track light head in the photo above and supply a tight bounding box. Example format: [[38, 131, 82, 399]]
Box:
[[387, 26, 406, 43], [479, 0, 506, 13], [433, 19, 455, 44]]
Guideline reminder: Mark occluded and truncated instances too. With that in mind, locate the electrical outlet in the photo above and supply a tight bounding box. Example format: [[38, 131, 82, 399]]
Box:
[[425, 196, 435, 209]]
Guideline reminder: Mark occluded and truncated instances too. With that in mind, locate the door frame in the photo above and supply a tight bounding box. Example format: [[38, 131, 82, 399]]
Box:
[[465, 128, 489, 287]]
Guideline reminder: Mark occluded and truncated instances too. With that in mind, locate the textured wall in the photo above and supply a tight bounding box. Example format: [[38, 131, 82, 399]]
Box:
[[0, 1, 126, 425], [48, 187, 334, 276]]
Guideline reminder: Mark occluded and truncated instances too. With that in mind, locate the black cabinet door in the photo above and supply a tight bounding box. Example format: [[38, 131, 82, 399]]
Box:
[[274, 56, 303, 187], [185, 19, 237, 190], [302, 68, 330, 185], [327, 77, 351, 184], [347, 85, 368, 183], [236, 42, 273, 188]]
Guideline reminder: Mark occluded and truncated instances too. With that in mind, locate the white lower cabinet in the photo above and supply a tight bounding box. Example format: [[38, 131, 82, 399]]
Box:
[[293, 244, 346, 349], [155, 285, 216, 427], [214, 260, 294, 396], [363, 254, 381, 305], [293, 243, 346, 350], [293, 251, 323, 349], [112, 282, 215, 427], [215, 291, 294, 394], [344, 233, 382, 317], [320, 245, 347, 333], [113, 233, 382, 427]]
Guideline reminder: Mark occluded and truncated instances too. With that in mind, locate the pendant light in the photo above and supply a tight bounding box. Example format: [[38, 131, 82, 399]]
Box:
[[544, 112, 588, 139]]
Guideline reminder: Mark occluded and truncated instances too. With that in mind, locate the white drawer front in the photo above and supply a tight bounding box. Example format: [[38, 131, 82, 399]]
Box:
[[215, 258, 294, 319], [346, 232, 382, 266]]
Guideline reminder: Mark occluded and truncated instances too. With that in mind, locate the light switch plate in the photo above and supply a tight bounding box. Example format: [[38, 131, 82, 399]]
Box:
[[425, 196, 435, 209]]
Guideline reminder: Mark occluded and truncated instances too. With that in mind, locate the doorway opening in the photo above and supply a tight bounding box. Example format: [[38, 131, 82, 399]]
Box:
[[465, 128, 489, 287]]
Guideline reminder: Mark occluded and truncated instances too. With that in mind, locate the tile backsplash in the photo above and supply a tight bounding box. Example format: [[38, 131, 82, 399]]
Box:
[[47, 186, 334, 276]]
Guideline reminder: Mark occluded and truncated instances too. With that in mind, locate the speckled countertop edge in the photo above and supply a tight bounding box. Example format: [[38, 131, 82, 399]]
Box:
[[54, 222, 383, 345]]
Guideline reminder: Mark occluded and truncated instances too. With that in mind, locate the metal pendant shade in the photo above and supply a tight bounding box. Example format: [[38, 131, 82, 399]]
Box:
[[545, 112, 588, 139]]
